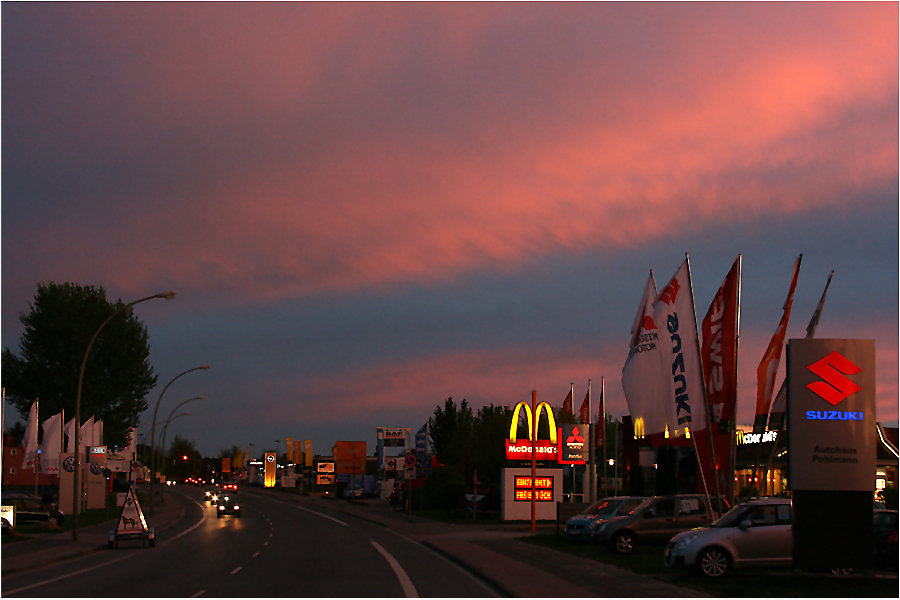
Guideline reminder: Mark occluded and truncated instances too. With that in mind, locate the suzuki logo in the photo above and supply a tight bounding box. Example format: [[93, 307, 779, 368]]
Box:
[[806, 351, 862, 406]]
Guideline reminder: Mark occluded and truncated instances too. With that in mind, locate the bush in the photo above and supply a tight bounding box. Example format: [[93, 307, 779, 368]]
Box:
[[424, 466, 466, 512]]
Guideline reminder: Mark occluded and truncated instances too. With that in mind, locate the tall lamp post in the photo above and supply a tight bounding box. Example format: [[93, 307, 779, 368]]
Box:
[[155, 396, 204, 504], [159, 412, 192, 485], [72, 290, 176, 541], [149, 365, 210, 516]]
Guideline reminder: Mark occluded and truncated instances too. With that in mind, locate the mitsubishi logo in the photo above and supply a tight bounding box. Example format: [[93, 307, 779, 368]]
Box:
[[806, 350, 862, 405]]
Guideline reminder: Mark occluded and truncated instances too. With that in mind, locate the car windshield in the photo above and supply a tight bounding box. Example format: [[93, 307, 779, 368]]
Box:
[[711, 504, 753, 528], [587, 499, 624, 516], [628, 498, 656, 515]]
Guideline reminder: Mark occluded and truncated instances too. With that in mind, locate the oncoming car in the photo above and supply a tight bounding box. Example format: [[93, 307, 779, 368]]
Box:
[[217, 493, 241, 518], [665, 497, 792, 577]]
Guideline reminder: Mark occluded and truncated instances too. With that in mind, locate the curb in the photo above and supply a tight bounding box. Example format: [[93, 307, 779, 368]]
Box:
[[1, 493, 187, 576]]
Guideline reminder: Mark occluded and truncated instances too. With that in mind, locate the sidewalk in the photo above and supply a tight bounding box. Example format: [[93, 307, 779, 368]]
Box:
[[1, 490, 184, 576], [274, 490, 707, 598]]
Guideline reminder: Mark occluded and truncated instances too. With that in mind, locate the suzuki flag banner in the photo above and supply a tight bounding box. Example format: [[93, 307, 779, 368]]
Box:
[[40, 413, 63, 474], [652, 259, 707, 438], [700, 256, 741, 429], [754, 255, 801, 433], [622, 272, 666, 436]]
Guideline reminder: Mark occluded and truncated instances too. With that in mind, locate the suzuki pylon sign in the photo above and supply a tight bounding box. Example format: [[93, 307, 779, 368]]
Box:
[[506, 401, 557, 460], [788, 339, 876, 491]]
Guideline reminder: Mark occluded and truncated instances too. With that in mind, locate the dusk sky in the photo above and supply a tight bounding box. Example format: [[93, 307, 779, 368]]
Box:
[[3, 3, 897, 458]]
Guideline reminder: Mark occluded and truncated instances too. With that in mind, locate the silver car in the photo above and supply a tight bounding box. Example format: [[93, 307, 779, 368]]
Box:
[[665, 498, 792, 577], [565, 496, 646, 541]]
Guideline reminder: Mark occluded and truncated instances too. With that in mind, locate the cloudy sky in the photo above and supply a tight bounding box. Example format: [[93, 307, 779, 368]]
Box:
[[3, 3, 897, 457]]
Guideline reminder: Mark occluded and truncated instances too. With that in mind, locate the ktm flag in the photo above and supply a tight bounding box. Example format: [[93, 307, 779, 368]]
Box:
[[622, 272, 665, 436], [754, 255, 801, 434]]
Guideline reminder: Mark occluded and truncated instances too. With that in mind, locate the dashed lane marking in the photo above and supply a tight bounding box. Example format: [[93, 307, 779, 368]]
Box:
[[252, 552, 259, 558], [231, 566, 242, 575]]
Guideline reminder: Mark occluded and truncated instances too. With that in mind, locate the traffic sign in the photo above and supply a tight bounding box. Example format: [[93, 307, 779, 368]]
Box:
[[404, 454, 416, 467]]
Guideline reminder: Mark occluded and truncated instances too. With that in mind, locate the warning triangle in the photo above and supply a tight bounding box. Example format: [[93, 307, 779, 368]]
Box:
[[116, 487, 148, 535]]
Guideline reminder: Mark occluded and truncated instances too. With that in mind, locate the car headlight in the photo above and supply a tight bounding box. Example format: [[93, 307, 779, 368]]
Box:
[[219, 505, 225, 510], [674, 534, 699, 550], [233, 505, 240, 510]]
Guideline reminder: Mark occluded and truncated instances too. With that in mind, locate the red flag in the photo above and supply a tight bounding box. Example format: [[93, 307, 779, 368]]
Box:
[[701, 256, 741, 428], [562, 388, 573, 415], [754, 255, 801, 433], [696, 256, 741, 502], [578, 390, 590, 424]]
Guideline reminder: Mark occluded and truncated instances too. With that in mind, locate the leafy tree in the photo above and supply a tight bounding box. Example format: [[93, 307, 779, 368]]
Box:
[[5, 422, 26, 445], [428, 397, 473, 479], [471, 403, 512, 488], [165, 435, 203, 481], [2, 282, 157, 448]]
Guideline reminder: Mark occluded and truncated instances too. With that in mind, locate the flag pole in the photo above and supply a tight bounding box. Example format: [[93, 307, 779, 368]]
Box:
[[531, 390, 536, 533], [600, 377, 606, 499], [570, 383, 574, 502], [34, 399, 39, 498], [684, 254, 718, 514], [588, 379, 595, 504], [728, 255, 742, 507]]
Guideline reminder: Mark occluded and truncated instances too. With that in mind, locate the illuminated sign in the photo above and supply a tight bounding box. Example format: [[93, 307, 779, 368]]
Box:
[[506, 401, 558, 460], [0, 505, 14, 527], [558, 424, 588, 464], [736, 430, 778, 445], [317, 474, 334, 485], [788, 339, 875, 492], [382, 428, 406, 447], [513, 475, 554, 502], [264, 453, 277, 488], [317, 462, 335, 473]]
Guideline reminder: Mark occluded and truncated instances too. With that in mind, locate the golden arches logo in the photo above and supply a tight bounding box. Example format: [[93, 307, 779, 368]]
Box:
[[509, 401, 557, 444]]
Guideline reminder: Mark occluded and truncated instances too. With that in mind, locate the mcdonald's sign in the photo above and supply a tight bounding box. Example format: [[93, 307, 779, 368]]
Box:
[[506, 401, 558, 460]]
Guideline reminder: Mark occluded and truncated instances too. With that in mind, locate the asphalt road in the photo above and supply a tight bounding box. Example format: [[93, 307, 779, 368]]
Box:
[[2, 488, 500, 597]]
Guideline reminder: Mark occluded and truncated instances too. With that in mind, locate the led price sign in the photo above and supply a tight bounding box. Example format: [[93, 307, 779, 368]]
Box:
[[513, 475, 554, 502]]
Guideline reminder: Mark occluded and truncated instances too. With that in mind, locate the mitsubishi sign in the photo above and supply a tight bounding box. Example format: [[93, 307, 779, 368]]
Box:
[[788, 339, 876, 491]]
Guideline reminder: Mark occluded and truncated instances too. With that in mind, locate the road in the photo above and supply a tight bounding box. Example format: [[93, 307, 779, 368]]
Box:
[[2, 488, 501, 597]]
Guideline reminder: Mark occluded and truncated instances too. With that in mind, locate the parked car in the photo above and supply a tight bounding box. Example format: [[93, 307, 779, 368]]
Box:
[[873, 509, 898, 571], [594, 494, 724, 554], [564, 496, 647, 542], [665, 497, 792, 577], [0, 492, 64, 526]]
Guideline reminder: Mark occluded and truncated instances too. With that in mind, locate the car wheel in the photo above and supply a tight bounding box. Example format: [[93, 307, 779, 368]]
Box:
[[698, 547, 730, 577], [612, 531, 636, 554]]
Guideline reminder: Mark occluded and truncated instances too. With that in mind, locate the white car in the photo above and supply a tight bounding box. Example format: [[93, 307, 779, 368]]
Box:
[[665, 498, 792, 577]]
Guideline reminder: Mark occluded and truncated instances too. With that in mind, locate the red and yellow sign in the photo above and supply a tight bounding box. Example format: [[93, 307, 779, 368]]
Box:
[[506, 401, 558, 460], [513, 474, 554, 502]]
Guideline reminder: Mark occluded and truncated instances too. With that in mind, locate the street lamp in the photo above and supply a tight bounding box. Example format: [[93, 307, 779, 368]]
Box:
[[149, 364, 210, 516], [72, 290, 176, 541], [156, 396, 204, 502], [160, 412, 191, 484]]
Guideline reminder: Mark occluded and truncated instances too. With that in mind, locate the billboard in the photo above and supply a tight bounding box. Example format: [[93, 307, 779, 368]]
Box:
[[788, 339, 876, 491], [382, 428, 406, 447], [506, 401, 558, 460], [333, 441, 366, 475]]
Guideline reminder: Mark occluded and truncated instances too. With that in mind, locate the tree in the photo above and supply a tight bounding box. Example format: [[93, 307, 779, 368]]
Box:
[[166, 435, 203, 481], [471, 403, 512, 488], [428, 397, 473, 479], [2, 282, 157, 448]]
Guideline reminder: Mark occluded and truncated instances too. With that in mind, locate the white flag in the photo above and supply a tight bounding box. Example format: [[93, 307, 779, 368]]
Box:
[[79, 416, 94, 453], [652, 259, 707, 437], [41, 413, 63, 474], [23, 402, 39, 469], [622, 271, 669, 436], [65, 417, 77, 453], [93, 419, 103, 447]]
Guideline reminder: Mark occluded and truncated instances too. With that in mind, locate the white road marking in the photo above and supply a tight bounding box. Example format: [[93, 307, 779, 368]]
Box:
[[231, 566, 242, 575], [190, 591, 206, 597], [371, 540, 418, 598], [166, 497, 208, 543], [293, 504, 348, 526], [252, 551, 260, 558], [264, 541, 269, 546]]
